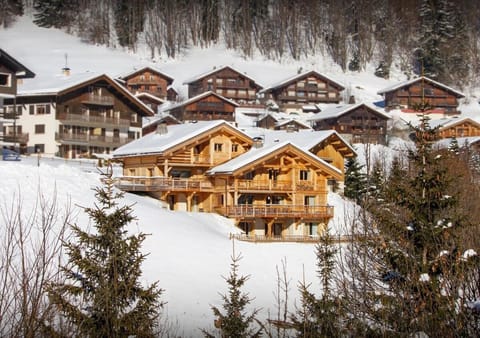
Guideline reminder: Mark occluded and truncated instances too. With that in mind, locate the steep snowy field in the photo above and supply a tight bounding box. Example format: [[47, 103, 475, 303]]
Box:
[[0, 14, 478, 336]]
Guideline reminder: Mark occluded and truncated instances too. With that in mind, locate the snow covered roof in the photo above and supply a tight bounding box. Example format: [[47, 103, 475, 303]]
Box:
[[435, 136, 480, 148], [275, 118, 311, 129], [308, 103, 391, 122], [16, 72, 154, 116], [164, 91, 239, 112], [182, 65, 263, 88], [377, 76, 465, 98], [259, 70, 345, 94], [113, 120, 250, 157], [0, 48, 35, 79], [142, 113, 181, 129], [428, 116, 480, 129], [135, 92, 165, 103], [116, 65, 174, 82], [207, 140, 342, 178]]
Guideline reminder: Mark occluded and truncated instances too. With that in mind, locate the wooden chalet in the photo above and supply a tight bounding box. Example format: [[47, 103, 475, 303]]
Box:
[[0, 49, 35, 148], [258, 70, 345, 112], [256, 112, 311, 131], [377, 76, 465, 115], [309, 103, 390, 144], [3, 73, 153, 157], [113, 121, 355, 242], [165, 91, 238, 123], [429, 117, 480, 139], [117, 66, 175, 101], [134, 92, 165, 113], [183, 66, 263, 105], [142, 114, 181, 136]]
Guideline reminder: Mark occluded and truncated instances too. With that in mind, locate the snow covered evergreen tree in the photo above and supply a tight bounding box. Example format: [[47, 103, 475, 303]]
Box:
[[344, 156, 367, 204], [0, 0, 23, 28], [203, 246, 261, 338], [367, 114, 478, 336], [33, 0, 78, 29], [46, 166, 163, 337], [290, 228, 344, 337]]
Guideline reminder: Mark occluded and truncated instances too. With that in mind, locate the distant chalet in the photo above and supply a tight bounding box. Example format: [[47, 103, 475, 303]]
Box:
[[183, 65, 263, 106], [259, 70, 345, 112], [377, 76, 465, 115]]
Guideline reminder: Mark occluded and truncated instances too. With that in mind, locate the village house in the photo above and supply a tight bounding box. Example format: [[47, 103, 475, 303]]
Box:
[[377, 76, 465, 115], [117, 66, 177, 101], [309, 103, 391, 145], [258, 70, 345, 113], [183, 65, 263, 105], [256, 112, 311, 131], [112, 121, 355, 241], [429, 117, 480, 139], [2, 72, 153, 158], [164, 91, 238, 123], [0, 48, 35, 150], [142, 114, 181, 136]]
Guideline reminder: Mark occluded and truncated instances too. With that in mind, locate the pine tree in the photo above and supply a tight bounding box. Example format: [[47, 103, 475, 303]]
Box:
[[114, 0, 147, 49], [290, 227, 343, 337], [368, 114, 478, 336], [46, 166, 163, 337], [33, 0, 78, 29], [0, 0, 23, 28], [203, 244, 261, 338], [344, 156, 367, 204]]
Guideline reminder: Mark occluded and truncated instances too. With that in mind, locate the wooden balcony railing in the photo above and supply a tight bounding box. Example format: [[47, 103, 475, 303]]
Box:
[[217, 204, 334, 219], [55, 132, 134, 147], [114, 176, 214, 192], [1, 132, 29, 144], [58, 113, 131, 127], [235, 180, 316, 191], [230, 233, 361, 243], [82, 94, 114, 106]]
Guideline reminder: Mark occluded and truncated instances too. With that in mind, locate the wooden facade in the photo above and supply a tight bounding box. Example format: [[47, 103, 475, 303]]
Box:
[[259, 70, 345, 111], [113, 121, 355, 241], [142, 114, 181, 136], [310, 103, 390, 145], [435, 118, 480, 139], [0, 49, 35, 148], [184, 66, 263, 105], [118, 66, 175, 101], [378, 76, 464, 114], [4, 74, 153, 158], [166, 91, 238, 123]]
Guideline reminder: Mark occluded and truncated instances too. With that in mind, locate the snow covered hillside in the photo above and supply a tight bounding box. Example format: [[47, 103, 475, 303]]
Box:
[[0, 13, 478, 336]]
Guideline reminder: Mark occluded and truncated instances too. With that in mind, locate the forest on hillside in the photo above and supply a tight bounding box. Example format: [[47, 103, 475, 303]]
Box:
[[2, 0, 480, 89]]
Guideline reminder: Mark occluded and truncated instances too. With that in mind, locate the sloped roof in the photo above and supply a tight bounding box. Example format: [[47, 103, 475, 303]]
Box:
[[164, 91, 239, 112], [435, 136, 480, 149], [135, 92, 166, 103], [259, 70, 345, 94], [377, 76, 465, 98], [207, 141, 342, 179], [275, 118, 311, 129], [16, 72, 154, 116], [116, 66, 174, 83], [113, 120, 251, 157], [308, 103, 391, 122], [182, 65, 263, 89], [0, 48, 35, 79], [428, 116, 480, 130]]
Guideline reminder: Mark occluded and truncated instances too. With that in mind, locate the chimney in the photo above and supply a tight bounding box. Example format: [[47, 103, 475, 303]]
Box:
[[62, 53, 70, 76], [348, 95, 356, 104], [252, 136, 264, 148], [156, 122, 168, 135]]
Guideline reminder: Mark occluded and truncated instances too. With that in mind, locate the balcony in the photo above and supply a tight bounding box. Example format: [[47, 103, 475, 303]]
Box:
[[1, 132, 29, 144], [235, 180, 316, 192], [217, 204, 334, 219], [55, 132, 134, 147], [82, 94, 114, 106], [114, 176, 214, 192], [58, 113, 131, 128], [230, 233, 358, 243]]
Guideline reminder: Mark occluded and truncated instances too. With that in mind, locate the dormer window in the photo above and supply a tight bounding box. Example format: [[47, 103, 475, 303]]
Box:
[[214, 143, 223, 152], [0, 73, 11, 87]]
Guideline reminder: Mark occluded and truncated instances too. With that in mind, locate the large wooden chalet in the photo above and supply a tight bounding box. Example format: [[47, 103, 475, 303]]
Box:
[[164, 91, 238, 123], [258, 70, 345, 112], [117, 66, 176, 101], [113, 121, 355, 241], [256, 112, 311, 132], [3, 73, 153, 157], [0, 49, 35, 148], [309, 103, 390, 144], [377, 76, 465, 115], [183, 66, 263, 105]]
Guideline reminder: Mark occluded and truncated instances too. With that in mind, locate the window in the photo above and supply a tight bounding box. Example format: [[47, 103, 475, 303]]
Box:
[[268, 169, 279, 180], [0, 73, 11, 87], [29, 105, 34, 115], [131, 113, 137, 123], [149, 75, 154, 81], [244, 170, 255, 180], [231, 143, 238, 152], [34, 144, 45, 153], [214, 143, 223, 152], [299, 169, 310, 180], [34, 124, 45, 134], [36, 104, 50, 115]]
